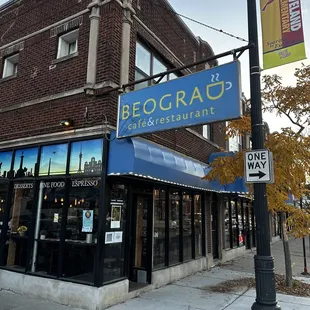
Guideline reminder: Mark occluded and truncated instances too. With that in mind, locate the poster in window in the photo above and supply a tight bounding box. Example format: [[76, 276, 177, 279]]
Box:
[[111, 204, 121, 228], [69, 139, 103, 175], [0, 151, 12, 178], [39, 143, 68, 176], [53, 213, 59, 223], [82, 210, 93, 232], [114, 231, 123, 243], [12, 148, 38, 178], [105, 232, 114, 244]]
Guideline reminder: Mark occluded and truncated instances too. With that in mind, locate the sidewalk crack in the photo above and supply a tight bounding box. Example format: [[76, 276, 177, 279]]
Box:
[[221, 288, 251, 310]]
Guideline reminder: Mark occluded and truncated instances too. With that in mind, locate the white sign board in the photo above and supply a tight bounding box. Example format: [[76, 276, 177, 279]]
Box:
[[245, 149, 274, 183]]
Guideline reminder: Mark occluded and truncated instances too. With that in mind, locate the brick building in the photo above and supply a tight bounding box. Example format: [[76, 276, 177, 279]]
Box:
[[0, 1, 255, 309]]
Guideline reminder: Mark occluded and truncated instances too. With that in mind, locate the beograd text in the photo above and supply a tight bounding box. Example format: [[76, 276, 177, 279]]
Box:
[[120, 84, 223, 132]]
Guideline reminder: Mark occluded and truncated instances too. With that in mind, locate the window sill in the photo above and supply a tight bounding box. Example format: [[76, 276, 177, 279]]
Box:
[[51, 52, 78, 65], [0, 73, 17, 83]]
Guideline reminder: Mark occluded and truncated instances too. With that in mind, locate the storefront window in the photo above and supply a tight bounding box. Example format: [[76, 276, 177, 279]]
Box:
[[12, 148, 38, 178], [194, 195, 202, 257], [4, 182, 35, 271], [153, 189, 166, 269], [0, 182, 8, 238], [62, 178, 100, 283], [237, 201, 244, 246], [0, 151, 12, 178], [69, 139, 103, 176], [103, 183, 127, 283], [39, 144, 68, 176], [231, 200, 238, 248], [169, 191, 180, 264], [183, 193, 192, 261], [31, 180, 65, 276], [224, 200, 230, 250]]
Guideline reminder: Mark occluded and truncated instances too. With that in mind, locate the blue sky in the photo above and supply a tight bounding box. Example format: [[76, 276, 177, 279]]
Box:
[[168, 0, 310, 132], [0, 151, 12, 175], [39, 143, 68, 175], [14, 147, 38, 173], [70, 139, 103, 173]]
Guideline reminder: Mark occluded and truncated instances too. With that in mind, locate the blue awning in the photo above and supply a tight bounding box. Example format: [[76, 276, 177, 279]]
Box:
[[108, 133, 248, 194], [108, 133, 220, 191], [209, 152, 249, 194]]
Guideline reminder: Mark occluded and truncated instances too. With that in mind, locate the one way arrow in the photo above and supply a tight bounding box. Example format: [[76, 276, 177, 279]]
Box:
[[249, 171, 266, 179]]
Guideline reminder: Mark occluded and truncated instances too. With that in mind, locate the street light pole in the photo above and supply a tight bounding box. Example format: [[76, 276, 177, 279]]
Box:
[[300, 196, 309, 275], [247, 1, 280, 309]]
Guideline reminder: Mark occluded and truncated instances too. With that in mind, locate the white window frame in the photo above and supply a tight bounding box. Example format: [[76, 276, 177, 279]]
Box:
[[245, 134, 252, 149], [57, 29, 79, 59], [228, 135, 242, 152], [2, 53, 19, 78], [203, 124, 211, 140]]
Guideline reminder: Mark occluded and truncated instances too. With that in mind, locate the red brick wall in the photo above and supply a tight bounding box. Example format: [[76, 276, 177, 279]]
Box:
[[0, 0, 225, 164], [0, 0, 90, 108], [0, 0, 89, 45]]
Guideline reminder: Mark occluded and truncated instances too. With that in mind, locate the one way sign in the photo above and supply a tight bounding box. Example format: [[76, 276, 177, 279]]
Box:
[[245, 149, 274, 183]]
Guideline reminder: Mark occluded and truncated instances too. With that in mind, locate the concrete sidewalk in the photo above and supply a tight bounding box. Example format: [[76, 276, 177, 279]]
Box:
[[1, 238, 310, 309], [220, 237, 310, 277], [1, 267, 310, 310], [0, 289, 83, 310], [107, 267, 310, 310]]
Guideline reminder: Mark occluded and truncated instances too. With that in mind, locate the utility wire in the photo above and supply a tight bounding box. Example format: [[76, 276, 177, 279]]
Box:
[[177, 12, 248, 43], [144, 0, 248, 43]]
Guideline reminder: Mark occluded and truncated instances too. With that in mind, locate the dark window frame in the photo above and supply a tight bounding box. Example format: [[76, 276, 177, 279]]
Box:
[[225, 197, 248, 250], [153, 187, 167, 270], [0, 136, 108, 288], [135, 40, 181, 90]]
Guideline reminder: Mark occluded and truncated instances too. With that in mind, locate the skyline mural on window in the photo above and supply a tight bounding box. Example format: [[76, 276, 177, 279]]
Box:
[[39, 143, 68, 176], [13, 147, 38, 178], [0, 151, 12, 178], [69, 139, 103, 175]]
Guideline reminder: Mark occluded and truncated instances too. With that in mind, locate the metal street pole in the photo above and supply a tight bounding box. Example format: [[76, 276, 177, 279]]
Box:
[[247, 1, 280, 309], [300, 196, 309, 275]]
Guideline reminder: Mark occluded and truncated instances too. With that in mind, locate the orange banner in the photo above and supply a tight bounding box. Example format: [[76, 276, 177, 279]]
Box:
[[260, 0, 306, 69]]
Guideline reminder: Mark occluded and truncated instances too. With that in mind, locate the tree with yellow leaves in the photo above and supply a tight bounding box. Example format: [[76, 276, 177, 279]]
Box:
[[205, 65, 310, 287]]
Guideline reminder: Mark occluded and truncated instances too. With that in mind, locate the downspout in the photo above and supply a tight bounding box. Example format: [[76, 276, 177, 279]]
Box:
[[84, 0, 101, 95], [120, 0, 134, 89]]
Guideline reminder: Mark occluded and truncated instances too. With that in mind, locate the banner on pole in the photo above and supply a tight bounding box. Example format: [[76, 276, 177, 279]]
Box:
[[260, 0, 306, 69]]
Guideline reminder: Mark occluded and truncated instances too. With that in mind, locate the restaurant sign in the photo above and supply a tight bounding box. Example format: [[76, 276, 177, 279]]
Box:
[[117, 61, 242, 138]]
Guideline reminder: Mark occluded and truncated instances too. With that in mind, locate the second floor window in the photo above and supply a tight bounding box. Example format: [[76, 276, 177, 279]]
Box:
[[2, 53, 19, 78], [57, 29, 79, 59], [228, 135, 242, 152], [203, 124, 213, 141], [135, 42, 179, 90]]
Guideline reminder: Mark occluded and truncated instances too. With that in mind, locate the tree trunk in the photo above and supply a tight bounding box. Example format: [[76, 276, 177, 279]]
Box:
[[280, 212, 293, 287]]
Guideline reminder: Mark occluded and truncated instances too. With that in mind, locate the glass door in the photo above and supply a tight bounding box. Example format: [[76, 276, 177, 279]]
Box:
[[5, 182, 35, 271], [130, 195, 152, 284], [211, 198, 219, 259], [31, 180, 65, 276]]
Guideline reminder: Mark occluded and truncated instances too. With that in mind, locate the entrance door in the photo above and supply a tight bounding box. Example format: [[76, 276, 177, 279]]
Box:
[[211, 198, 219, 259], [130, 195, 152, 284]]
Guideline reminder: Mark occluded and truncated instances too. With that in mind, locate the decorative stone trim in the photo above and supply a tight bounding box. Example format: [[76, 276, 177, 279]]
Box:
[[0, 41, 24, 58], [50, 16, 83, 38]]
